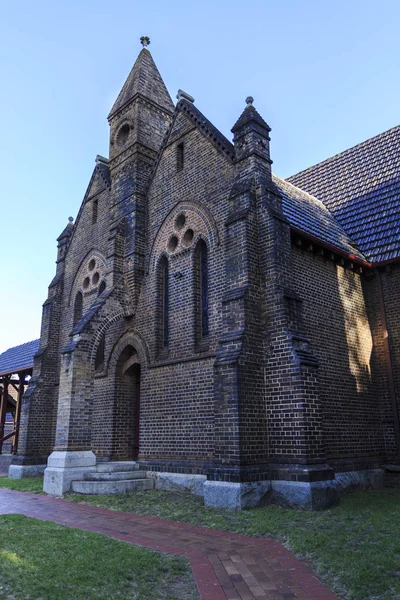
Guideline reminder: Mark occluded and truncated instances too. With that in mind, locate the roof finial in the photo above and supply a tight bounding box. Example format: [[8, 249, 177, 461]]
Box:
[[68, 216, 74, 223], [140, 36, 150, 47], [246, 96, 254, 106]]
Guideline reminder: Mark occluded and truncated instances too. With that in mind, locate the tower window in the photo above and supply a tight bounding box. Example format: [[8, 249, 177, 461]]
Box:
[[177, 142, 184, 171], [73, 291, 83, 325], [159, 256, 169, 348], [92, 199, 98, 224], [117, 123, 130, 146]]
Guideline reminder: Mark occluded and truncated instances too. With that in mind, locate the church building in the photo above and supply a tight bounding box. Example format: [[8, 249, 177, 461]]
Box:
[[6, 39, 400, 509]]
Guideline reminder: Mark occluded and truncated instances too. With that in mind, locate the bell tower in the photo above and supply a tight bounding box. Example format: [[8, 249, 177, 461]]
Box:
[[107, 37, 174, 301]]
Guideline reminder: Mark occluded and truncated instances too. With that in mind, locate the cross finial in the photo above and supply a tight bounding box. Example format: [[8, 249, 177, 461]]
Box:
[[246, 96, 254, 106], [140, 36, 150, 47]]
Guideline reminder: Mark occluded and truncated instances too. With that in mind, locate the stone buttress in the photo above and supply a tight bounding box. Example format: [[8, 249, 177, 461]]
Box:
[[204, 99, 335, 509], [9, 221, 73, 478]]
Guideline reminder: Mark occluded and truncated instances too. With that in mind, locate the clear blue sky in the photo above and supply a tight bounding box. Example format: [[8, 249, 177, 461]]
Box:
[[0, 0, 399, 353]]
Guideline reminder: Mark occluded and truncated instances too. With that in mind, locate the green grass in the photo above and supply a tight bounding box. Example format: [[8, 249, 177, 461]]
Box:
[[0, 515, 198, 600], [2, 476, 400, 599], [66, 488, 400, 600], [0, 476, 43, 493]]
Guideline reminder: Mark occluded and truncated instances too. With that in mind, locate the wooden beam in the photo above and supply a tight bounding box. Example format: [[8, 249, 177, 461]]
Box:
[[0, 376, 10, 454], [12, 372, 26, 454], [9, 380, 19, 393]]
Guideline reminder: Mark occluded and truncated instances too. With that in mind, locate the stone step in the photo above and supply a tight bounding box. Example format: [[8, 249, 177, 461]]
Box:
[[96, 461, 139, 473], [84, 470, 145, 481], [71, 477, 154, 495]]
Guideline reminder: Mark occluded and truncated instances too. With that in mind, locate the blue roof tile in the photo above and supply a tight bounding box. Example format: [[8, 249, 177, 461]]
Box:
[[273, 175, 366, 260], [0, 339, 40, 376], [287, 125, 400, 263]]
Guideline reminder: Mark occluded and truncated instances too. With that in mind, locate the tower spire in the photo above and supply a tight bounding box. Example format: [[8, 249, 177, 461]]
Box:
[[108, 38, 174, 120]]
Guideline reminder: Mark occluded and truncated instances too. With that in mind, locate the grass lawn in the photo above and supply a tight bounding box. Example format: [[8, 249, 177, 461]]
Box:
[[0, 514, 198, 600], [1, 476, 400, 599], [0, 476, 43, 493], [66, 487, 400, 600]]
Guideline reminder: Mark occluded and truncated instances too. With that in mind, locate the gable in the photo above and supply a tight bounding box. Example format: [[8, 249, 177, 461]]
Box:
[[66, 162, 111, 249], [148, 102, 234, 200]]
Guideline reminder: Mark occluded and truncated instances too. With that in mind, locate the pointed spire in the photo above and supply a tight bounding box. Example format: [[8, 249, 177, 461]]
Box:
[[231, 97, 272, 172], [57, 217, 74, 242], [231, 97, 271, 135], [108, 41, 174, 119]]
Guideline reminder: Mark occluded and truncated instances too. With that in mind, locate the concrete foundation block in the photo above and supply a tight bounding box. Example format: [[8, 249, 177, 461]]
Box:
[[271, 479, 339, 510], [335, 468, 384, 493], [46, 450, 96, 469], [8, 464, 46, 479], [71, 477, 154, 495], [43, 451, 97, 496], [44, 466, 97, 496], [152, 472, 207, 496], [203, 480, 271, 509]]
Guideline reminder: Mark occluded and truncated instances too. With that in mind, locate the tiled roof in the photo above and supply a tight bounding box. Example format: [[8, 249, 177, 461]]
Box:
[[273, 175, 366, 261], [0, 339, 40, 376], [174, 101, 366, 259], [287, 126, 400, 263]]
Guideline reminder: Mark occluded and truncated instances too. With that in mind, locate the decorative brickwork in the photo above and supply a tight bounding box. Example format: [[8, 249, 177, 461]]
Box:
[[11, 44, 400, 507]]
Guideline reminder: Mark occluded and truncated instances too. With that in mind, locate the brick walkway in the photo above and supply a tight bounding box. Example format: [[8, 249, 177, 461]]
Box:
[[0, 489, 338, 600]]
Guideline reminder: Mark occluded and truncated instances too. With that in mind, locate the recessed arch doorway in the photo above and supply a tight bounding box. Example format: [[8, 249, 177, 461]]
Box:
[[113, 345, 141, 461]]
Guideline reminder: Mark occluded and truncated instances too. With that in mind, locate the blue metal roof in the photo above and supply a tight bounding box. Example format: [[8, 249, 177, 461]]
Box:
[[0, 339, 40, 376]]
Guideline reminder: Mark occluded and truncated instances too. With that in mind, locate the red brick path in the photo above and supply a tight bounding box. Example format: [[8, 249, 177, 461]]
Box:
[[0, 489, 338, 600]]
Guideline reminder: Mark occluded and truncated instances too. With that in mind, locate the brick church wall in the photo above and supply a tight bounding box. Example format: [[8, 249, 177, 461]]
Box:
[[291, 246, 385, 462], [380, 266, 400, 457], [129, 123, 234, 468], [60, 176, 111, 352]]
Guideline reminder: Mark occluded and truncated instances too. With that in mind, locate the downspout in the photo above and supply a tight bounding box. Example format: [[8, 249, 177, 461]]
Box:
[[377, 270, 400, 460]]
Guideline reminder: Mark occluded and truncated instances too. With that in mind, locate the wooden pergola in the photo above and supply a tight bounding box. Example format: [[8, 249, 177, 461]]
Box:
[[0, 339, 39, 455]]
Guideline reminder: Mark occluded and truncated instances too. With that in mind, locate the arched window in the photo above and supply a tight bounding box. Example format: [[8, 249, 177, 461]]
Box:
[[159, 256, 169, 349], [98, 280, 106, 295], [73, 291, 83, 325], [195, 239, 209, 340], [95, 336, 105, 371]]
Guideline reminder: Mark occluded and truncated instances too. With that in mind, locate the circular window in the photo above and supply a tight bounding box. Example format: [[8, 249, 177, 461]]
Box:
[[168, 235, 179, 252], [183, 229, 194, 246], [88, 259, 96, 271], [92, 272, 100, 285], [83, 277, 90, 290], [117, 123, 130, 145], [175, 213, 186, 230]]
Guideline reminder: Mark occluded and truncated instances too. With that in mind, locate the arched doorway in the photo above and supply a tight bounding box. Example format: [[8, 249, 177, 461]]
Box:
[[113, 346, 141, 461]]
